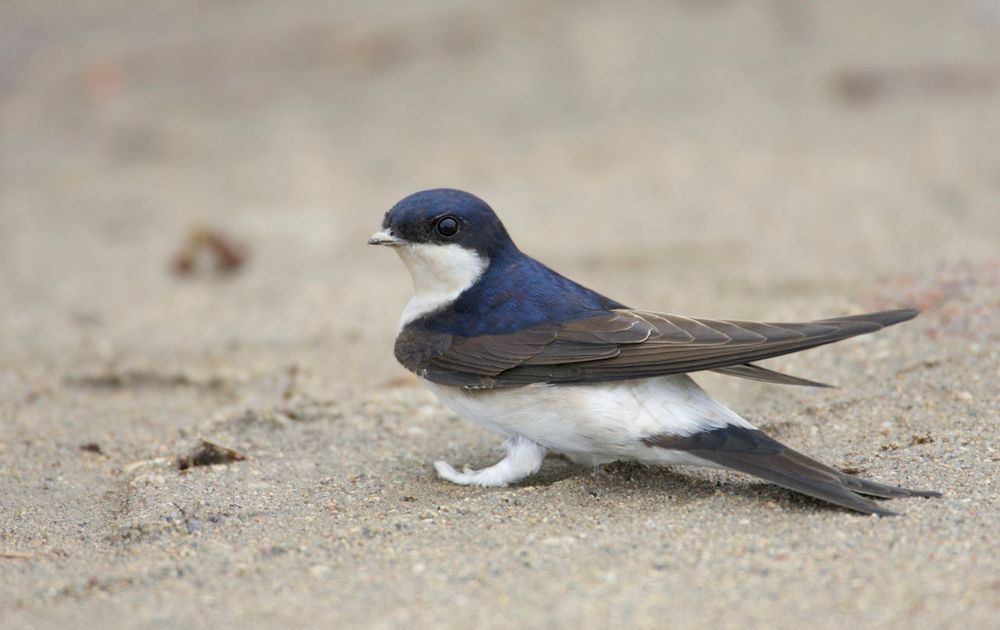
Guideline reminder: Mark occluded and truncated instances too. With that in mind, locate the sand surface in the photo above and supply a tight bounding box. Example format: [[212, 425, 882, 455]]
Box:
[[2, 1, 999, 628]]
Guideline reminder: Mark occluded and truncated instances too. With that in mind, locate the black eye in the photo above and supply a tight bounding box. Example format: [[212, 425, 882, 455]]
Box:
[[436, 216, 459, 237]]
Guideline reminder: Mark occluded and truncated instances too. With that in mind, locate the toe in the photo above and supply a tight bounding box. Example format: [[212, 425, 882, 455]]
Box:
[[434, 460, 456, 476], [434, 460, 471, 485]]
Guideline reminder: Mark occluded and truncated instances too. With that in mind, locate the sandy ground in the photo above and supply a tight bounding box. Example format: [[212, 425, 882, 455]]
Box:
[[2, 1, 999, 628]]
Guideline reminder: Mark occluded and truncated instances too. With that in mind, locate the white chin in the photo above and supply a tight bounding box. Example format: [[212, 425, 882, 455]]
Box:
[[396, 243, 488, 327]]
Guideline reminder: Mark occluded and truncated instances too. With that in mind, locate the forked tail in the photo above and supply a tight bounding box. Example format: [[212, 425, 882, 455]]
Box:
[[644, 425, 940, 515]]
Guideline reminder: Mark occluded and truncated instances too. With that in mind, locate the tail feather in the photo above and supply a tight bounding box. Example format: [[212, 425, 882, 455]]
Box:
[[643, 425, 940, 515]]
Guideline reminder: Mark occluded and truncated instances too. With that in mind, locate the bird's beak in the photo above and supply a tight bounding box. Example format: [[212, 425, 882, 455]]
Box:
[[368, 229, 404, 247]]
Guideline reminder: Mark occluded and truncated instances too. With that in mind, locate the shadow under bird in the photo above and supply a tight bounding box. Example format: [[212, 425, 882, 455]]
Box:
[[369, 188, 940, 515]]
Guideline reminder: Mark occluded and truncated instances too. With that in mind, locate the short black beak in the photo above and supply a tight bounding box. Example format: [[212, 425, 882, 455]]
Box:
[[368, 229, 404, 246]]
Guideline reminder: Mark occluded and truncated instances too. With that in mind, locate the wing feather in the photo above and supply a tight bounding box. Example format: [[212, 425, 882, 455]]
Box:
[[395, 308, 918, 389], [710, 364, 832, 388]]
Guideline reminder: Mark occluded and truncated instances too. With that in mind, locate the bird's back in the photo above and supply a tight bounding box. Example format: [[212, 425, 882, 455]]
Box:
[[413, 249, 625, 337]]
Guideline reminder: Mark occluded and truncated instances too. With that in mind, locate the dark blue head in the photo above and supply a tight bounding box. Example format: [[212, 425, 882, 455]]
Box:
[[370, 188, 514, 258], [370, 188, 626, 336]]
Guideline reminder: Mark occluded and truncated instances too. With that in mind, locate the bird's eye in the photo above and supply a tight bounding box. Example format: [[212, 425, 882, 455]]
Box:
[[436, 216, 459, 237]]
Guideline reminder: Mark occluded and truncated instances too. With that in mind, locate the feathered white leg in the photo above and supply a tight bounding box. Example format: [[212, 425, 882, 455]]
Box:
[[434, 435, 547, 487]]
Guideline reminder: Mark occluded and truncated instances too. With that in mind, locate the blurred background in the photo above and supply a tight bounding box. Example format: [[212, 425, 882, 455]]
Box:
[[2, 1, 999, 628], [3, 0, 999, 388]]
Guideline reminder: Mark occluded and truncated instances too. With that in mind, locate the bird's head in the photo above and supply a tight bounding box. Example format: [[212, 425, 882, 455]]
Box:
[[370, 189, 516, 312], [369, 188, 512, 255]]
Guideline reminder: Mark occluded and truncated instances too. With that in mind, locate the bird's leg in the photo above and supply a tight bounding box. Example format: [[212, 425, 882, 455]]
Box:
[[434, 435, 547, 487]]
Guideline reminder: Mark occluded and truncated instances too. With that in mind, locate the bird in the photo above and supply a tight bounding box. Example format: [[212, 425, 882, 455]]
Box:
[[368, 188, 940, 515]]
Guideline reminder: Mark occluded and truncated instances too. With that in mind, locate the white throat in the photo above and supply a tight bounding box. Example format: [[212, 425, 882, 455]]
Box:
[[395, 243, 488, 328]]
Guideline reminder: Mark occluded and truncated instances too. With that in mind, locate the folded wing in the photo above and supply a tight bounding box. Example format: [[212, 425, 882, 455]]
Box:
[[395, 308, 917, 389]]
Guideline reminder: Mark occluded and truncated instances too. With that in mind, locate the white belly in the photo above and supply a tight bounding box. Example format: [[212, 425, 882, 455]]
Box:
[[423, 375, 754, 464]]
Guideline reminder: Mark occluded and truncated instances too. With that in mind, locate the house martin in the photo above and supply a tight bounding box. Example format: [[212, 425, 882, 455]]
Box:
[[369, 188, 940, 515]]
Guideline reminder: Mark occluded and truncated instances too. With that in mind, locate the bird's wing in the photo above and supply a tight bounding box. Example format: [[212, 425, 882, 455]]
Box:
[[395, 308, 917, 389], [709, 364, 831, 387]]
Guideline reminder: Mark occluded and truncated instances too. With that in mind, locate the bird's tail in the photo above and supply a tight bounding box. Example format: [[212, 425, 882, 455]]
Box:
[[644, 425, 940, 515]]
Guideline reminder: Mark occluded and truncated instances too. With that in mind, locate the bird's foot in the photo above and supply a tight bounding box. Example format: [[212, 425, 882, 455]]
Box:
[[434, 436, 547, 487], [433, 460, 492, 486]]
